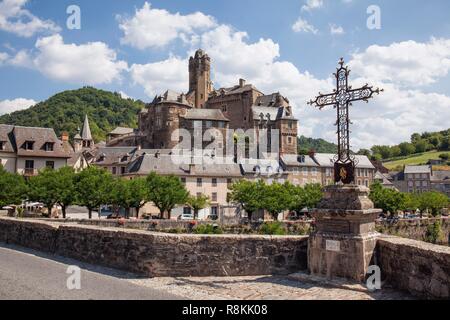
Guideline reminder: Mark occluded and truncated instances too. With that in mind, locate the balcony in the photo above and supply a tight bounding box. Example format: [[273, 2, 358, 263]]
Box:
[[23, 168, 38, 176]]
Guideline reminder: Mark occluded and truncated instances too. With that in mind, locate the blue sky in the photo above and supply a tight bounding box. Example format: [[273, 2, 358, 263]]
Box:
[[1, 0, 450, 149]]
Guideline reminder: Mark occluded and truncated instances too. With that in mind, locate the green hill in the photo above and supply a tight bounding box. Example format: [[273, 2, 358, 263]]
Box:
[[0, 87, 145, 142], [383, 151, 450, 171], [298, 135, 338, 154]]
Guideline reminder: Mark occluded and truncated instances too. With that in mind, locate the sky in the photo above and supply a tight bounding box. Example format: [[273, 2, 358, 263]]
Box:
[[0, 0, 450, 150]]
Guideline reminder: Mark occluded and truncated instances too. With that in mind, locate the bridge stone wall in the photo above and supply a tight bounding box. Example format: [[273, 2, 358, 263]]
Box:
[[376, 235, 450, 299], [0, 217, 308, 277]]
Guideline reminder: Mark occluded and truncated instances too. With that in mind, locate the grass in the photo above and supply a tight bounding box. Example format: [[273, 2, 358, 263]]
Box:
[[383, 151, 448, 170]]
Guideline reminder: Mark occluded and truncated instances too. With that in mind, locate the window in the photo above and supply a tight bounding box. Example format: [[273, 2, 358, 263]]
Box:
[[0, 141, 4, 150], [422, 173, 428, 179], [212, 178, 217, 187], [357, 179, 362, 186], [205, 121, 212, 128], [211, 206, 218, 216], [197, 178, 202, 187], [212, 193, 218, 202], [221, 105, 227, 112], [45, 161, 55, 169], [112, 167, 117, 175], [25, 160, 34, 169], [422, 181, 428, 187], [326, 168, 332, 177], [288, 137, 292, 144], [408, 181, 414, 187], [183, 207, 191, 215], [227, 179, 232, 187], [121, 167, 126, 175], [23, 141, 34, 150], [218, 121, 225, 128], [181, 178, 186, 184], [302, 167, 308, 174], [364, 169, 368, 177], [311, 168, 317, 176], [364, 180, 369, 187], [44, 142, 54, 151], [415, 181, 421, 187]]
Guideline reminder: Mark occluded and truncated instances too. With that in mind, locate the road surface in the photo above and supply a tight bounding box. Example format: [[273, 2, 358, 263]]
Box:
[[0, 243, 182, 300]]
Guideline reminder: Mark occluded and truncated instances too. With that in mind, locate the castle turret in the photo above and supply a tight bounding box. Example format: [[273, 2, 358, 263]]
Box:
[[189, 49, 212, 108]]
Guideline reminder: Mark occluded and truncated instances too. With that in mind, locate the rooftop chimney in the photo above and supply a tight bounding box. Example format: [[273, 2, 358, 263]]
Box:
[[61, 131, 69, 142], [239, 79, 246, 88]]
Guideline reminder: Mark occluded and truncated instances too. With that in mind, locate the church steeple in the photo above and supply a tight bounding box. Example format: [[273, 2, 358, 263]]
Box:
[[80, 114, 94, 149]]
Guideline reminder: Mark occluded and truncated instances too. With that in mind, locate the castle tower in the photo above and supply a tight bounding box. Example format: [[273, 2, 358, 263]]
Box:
[[189, 49, 212, 108]]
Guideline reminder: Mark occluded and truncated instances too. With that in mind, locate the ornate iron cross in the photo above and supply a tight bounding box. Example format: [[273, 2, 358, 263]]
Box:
[[308, 58, 383, 184]]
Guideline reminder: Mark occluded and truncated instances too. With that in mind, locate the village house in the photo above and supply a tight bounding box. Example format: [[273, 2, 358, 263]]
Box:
[[0, 124, 72, 175]]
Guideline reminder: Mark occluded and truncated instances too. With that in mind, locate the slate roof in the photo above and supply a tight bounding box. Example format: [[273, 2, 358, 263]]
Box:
[[210, 84, 262, 97], [93, 147, 137, 166], [431, 170, 450, 181], [127, 153, 242, 177], [81, 115, 93, 141], [108, 127, 135, 135], [182, 109, 229, 121], [404, 165, 432, 174], [313, 153, 375, 169], [281, 154, 319, 167], [0, 124, 15, 153], [239, 158, 285, 177]]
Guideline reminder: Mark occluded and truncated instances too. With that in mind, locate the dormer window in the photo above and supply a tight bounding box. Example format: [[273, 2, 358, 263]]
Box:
[[23, 141, 34, 150], [43, 142, 54, 152], [0, 141, 4, 150]]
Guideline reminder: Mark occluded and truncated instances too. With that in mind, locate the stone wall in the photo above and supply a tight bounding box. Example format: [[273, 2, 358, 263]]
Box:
[[376, 218, 449, 245], [0, 217, 308, 277], [376, 235, 450, 299]]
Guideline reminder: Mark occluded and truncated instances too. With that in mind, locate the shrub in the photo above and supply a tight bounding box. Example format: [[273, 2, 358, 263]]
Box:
[[424, 220, 443, 244], [259, 222, 286, 235], [193, 224, 223, 235]]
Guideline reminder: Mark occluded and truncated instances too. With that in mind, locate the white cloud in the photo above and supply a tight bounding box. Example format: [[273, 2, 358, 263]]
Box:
[[0, 0, 60, 37], [10, 34, 128, 85], [118, 2, 217, 50], [121, 6, 450, 149], [0, 52, 9, 64], [0, 97, 36, 115], [350, 38, 450, 87], [130, 56, 188, 97], [330, 24, 345, 35], [301, 0, 324, 12], [292, 18, 318, 34]]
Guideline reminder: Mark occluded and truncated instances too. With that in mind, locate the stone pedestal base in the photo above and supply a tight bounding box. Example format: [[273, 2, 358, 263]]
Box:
[[308, 184, 382, 282]]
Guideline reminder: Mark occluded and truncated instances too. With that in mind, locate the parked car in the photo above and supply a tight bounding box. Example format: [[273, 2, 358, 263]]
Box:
[[178, 213, 194, 221]]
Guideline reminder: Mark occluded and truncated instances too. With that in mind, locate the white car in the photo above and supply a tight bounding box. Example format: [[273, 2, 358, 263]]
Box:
[[178, 213, 194, 220]]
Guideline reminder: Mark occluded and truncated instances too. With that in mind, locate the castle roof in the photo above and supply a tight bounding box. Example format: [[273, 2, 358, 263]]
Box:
[[182, 109, 229, 122]]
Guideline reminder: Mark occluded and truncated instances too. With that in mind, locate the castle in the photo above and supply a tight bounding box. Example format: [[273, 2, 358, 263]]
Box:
[[107, 49, 299, 157]]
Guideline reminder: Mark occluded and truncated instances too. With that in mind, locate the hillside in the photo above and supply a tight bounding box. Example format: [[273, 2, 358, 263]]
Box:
[[297, 135, 338, 154], [0, 87, 145, 142], [383, 151, 450, 171]]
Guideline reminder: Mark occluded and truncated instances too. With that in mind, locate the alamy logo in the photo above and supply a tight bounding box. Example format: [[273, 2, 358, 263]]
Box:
[[367, 5, 381, 30], [66, 265, 81, 290], [366, 265, 381, 291], [66, 5, 81, 30]]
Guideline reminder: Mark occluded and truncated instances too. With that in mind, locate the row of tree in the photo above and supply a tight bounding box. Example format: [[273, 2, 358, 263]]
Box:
[[0, 166, 213, 220], [369, 182, 449, 216], [358, 129, 450, 161], [228, 180, 323, 220]]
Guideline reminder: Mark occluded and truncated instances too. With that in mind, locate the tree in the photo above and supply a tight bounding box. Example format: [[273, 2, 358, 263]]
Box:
[[146, 172, 189, 219], [398, 142, 415, 157], [110, 178, 149, 218], [186, 194, 210, 220], [28, 168, 61, 217], [417, 191, 449, 217], [439, 136, 450, 151], [74, 166, 114, 219], [302, 183, 324, 209], [357, 149, 371, 157], [0, 165, 28, 209], [54, 166, 77, 219], [371, 145, 392, 159], [262, 182, 292, 221], [369, 182, 407, 216], [228, 180, 265, 221], [414, 139, 429, 153], [439, 153, 450, 161]]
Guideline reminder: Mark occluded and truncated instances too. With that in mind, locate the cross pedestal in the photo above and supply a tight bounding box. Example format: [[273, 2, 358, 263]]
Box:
[[308, 185, 381, 282]]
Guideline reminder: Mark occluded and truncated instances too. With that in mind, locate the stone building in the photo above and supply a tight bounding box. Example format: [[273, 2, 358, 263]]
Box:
[[0, 124, 72, 175], [108, 49, 298, 157]]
